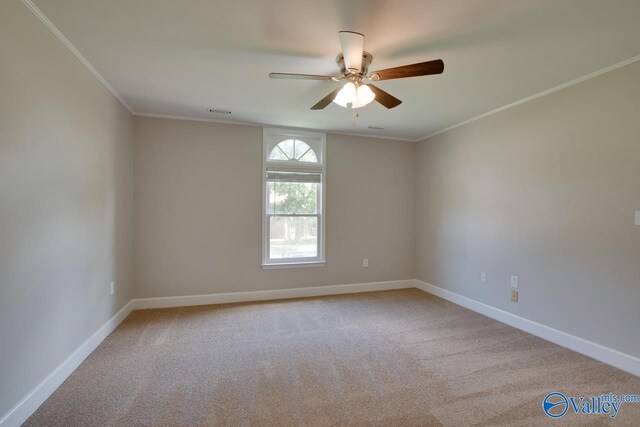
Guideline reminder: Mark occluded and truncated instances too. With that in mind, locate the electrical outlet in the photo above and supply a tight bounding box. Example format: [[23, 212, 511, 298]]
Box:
[[362, 258, 369, 268], [635, 210, 640, 225], [110, 281, 115, 295], [510, 275, 519, 289], [481, 272, 487, 283], [511, 290, 519, 302]]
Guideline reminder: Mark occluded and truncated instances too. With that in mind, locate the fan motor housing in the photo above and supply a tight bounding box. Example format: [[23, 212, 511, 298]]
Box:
[[336, 51, 373, 77]]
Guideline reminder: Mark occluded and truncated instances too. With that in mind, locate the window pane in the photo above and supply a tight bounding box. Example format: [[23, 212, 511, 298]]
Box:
[[293, 140, 306, 159], [268, 146, 289, 160], [268, 181, 318, 214], [269, 216, 318, 259], [278, 139, 295, 159], [298, 147, 318, 162], [268, 139, 318, 163]]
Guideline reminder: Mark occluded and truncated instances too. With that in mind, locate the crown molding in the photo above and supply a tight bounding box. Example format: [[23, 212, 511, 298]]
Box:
[[419, 54, 640, 142], [20, 0, 135, 115], [23, 0, 638, 143], [135, 112, 262, 128], [19, 0, 415, 142], [325, 129, 417, 142], [134, 113, 418, 142], [18, 0, 416, 143]]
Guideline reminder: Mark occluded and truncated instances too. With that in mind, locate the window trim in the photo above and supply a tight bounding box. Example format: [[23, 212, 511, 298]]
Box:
[[262, 128, 326, 269]]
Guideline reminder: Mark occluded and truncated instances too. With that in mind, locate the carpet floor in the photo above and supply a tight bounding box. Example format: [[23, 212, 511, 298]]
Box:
[[26, 289, 639, 426]]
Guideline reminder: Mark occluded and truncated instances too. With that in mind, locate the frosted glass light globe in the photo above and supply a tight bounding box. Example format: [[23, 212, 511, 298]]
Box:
[[353, 84, 375, 108], [332, 82, 357, 107]]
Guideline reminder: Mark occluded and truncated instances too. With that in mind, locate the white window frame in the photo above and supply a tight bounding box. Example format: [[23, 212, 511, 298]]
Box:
[[262, 128, 326, 269]]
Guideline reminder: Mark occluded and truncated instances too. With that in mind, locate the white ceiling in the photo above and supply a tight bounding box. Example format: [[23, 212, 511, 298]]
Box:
[[31, 0, 640, 140]]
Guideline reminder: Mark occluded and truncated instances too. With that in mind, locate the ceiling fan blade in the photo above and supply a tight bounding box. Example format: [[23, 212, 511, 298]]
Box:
[[370, 59, 444, 81], [269, 73, 336, 81], [338, 31, 365, 73], [311, 87, 341, 110], [368, 84, 402, 109]]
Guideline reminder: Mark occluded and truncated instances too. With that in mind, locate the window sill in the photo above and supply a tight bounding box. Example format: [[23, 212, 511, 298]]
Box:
[[262, 261, 326, 270]]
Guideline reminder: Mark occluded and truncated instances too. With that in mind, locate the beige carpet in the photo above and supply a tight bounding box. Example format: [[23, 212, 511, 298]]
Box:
[[26, 289, 639, 426]]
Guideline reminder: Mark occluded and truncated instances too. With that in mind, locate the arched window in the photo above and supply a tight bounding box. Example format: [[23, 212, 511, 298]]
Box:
[[268, 139, 318, 163], [263, 129, 326, 268]]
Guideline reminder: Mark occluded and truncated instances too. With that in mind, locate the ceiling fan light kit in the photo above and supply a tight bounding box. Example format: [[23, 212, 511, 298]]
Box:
[[269, 31, 444, 112], [332, 81, 375, 108]]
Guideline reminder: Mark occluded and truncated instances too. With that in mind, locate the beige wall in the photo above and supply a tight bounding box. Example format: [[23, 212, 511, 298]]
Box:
[[134, 117, 416, 297], [3, 0, 638, 418], [0, 0, 134, 417], [416, 61, 640, 357]]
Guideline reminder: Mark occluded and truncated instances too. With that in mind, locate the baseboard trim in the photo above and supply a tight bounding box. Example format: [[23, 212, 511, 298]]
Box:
[[133, 279, 415, 310], [6, 279, 635, 426], [1, 280, 412, 425], [414, 280, 640, 377], [0, 301, 135, 427]]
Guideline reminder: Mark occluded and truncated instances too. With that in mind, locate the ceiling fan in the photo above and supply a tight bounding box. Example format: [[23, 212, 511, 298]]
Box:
[[269, 31, 444, 110]]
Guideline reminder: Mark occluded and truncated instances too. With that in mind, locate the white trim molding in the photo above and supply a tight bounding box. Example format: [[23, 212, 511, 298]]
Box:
[[414, 280, 640, 377], [4, 279, 637, 427], [3, 281, 414, 426], [0, 301, 135, 427], [19, 0, 640, 143], [133, 280, 415, 310], [262, 128, 327, 268], [261, 261, 326, 270], [132, 113, 418, 142], [20, 0, 135, 114], [419, 54, 640, 141]]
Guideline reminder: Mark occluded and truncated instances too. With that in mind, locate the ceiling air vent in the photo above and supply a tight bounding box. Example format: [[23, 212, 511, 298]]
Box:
[[208, 108, 231, 114], [368, 126, 384, 131]]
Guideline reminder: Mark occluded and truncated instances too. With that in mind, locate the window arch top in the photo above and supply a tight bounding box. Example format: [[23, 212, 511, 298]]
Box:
[[268, 139, 318, 163]]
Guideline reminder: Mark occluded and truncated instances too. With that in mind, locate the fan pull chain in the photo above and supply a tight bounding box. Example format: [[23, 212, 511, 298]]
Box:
[[352, 107, 360, 127]]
